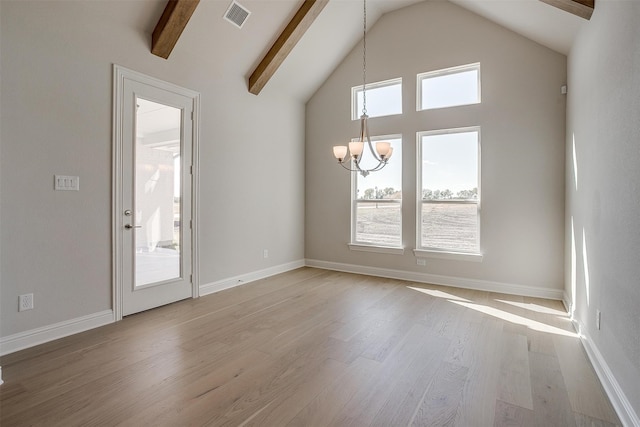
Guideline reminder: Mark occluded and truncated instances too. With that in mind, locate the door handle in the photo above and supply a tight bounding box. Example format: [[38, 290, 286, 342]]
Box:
[[125, 224, 142, 229]]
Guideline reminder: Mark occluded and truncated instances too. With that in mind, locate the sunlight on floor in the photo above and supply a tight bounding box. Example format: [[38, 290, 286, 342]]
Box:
[[406, 286, 470, 302], [407, 285, 577, 338], [451, 301, 577, 338], [495, 299, 566, 316]]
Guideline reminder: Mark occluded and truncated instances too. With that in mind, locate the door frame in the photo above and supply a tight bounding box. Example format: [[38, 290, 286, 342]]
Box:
[[112, 64, 200, 321]]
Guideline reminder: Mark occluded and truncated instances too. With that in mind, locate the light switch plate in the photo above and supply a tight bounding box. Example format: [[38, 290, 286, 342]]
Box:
[[55, 175, 79, 191]]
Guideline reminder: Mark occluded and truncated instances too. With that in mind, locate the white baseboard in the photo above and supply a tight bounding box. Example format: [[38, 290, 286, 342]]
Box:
[[572, 319, 640, 427], [562, 291, 572, 314], [305, 259, 564, 300], [0, 310, 115, 357], [200, 259, 306, 296], [0, 261, 306, 357]]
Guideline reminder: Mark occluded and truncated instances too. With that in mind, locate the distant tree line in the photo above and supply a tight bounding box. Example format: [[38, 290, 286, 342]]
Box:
[[360, 187, 402, 200], [358, 187, 477, 200], [422, 187, 478, 200]]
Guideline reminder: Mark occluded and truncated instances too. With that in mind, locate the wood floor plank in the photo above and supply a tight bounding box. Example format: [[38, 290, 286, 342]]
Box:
[[494, 399, 535, 427], [574, 411, 621, 427], [529, 351, 577, 427], [409, 361, 468, 426], [454, 317, 504, 427], [286, 357, 380, 426], [227, 358, 348, 426], [553, 334, 619, 424], [329, 323, 447, 426], [0, 268, 622, 427], [443, 319, 482, 368], [498, 332, 534, 410], [372, 334, 451, 426]]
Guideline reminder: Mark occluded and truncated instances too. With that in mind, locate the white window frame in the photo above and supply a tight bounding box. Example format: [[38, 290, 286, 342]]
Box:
[[349, 134, 404, 254], [351, 77, 403, 121], [417, 63, 481, 111], [415, 127, 482, 261]]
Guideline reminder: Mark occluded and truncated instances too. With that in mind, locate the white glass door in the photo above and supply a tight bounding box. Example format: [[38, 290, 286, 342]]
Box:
[[121, 78, 194, 316]]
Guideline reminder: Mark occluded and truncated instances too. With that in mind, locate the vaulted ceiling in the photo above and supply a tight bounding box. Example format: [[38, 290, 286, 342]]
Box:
[[144, 0, 587, 102]]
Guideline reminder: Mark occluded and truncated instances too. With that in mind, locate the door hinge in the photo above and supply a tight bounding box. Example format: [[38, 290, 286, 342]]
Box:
[[190, 165, 193, 175], [190, 274, 193, 283], [190, 219, 192, 229], [190, 111, 194, 120]]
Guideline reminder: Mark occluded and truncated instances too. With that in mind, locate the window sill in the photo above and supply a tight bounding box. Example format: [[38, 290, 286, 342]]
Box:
[[413, 249, 483, 262], [349, 243, 405, 255]]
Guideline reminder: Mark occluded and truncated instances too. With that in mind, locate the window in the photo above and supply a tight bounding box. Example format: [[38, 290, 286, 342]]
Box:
[[351, 135, 403, 250], [352, 78, 402, 120], [417, 63, 480, 110], [417, 128, 480, 255]]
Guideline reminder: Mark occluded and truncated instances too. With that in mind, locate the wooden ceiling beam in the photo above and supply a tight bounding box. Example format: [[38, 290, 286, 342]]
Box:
[[152, 0, 200, 59], [248, 0, 330, 95], [539, 0, 594, 20]]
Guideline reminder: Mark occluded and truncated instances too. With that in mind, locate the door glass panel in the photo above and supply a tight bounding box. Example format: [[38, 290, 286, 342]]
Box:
[[135, 98, 182, 287]]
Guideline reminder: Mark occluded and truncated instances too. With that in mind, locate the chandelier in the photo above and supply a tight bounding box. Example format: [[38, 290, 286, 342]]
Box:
[[332, 0, 392, 177]]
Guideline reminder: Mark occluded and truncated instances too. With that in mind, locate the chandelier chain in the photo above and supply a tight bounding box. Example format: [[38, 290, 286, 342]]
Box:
[[331, 0, 390, 177], [362, 0, 367, 116]]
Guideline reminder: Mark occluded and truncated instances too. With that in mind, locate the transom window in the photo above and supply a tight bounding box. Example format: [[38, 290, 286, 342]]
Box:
[[417, 128, 480, 254], [417, 63, 480, 110], [352, 78, 402, 120], [352, 135, 403, 248]]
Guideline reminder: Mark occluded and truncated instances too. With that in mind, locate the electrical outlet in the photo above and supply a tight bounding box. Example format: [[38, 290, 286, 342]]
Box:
[[417, 259, 426, 266], [596, 309, 601, 330], [19, 294, 34, 311], [263, 249, 269, 259]]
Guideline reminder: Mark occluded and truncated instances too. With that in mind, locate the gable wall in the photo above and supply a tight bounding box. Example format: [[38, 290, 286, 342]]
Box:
[[306, 1, 567, 294]]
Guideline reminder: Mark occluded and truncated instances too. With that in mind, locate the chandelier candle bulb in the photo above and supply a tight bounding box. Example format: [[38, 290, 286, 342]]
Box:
[[349, 141, 364, 157], [333, 145, 348, 161], [376, 141, 391, 157]]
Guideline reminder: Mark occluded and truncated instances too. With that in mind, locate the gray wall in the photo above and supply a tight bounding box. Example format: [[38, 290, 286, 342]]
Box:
[[306, 1, 567, 292], [566, 0, 640, 417], [0, 1, 305, 337]]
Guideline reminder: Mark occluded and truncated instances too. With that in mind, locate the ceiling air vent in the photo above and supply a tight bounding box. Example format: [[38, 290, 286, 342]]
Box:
[[224, 1, 251, 29]]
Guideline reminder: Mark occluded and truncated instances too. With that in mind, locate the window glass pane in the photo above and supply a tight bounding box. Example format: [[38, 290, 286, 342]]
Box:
[[421, 203, 478, 252], [353, 136, 402, 247], [419, 129, 480, 253], [419, 64, 479, 110], [353, 79, 402, 119], [356, 201, 401, 247], [421, 131, 478, 197], [356, 137, 402, 198], [135, 98, 182, 287]]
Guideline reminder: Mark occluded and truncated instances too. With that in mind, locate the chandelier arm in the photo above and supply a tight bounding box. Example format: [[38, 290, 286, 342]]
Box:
[[369, 160, 388, 172], [338, 160, 366, 173]]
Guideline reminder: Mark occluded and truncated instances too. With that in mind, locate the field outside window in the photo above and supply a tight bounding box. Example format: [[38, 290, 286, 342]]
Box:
[[352, 136, 402, 247]]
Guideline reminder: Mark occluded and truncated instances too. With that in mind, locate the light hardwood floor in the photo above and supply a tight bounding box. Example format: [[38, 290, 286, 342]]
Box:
[[0, 268, 621, 426]]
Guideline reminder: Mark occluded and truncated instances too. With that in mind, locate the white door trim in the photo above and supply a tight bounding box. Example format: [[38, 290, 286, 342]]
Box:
[[112, 64, 200, 321]]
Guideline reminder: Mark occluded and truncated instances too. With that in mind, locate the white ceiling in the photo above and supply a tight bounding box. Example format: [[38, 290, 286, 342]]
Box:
[[143, 0, 586, 102]]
